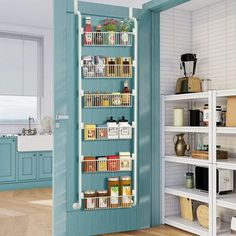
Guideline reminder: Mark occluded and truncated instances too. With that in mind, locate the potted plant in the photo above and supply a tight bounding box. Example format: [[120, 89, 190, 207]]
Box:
[[103, 18, 118, 45], [117, 19, 134, 45]]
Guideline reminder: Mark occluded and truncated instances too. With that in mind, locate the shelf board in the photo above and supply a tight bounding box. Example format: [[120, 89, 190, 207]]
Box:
[[165, 126, 209, 133], [164, 155, 210, 167], [216, 89, 236, 98], [217, 127, 236, 134], [164, 92, 209, 101], [165, 216, 209, 236], [165, 186, 209, 203], [216, 158, 236, 170], [217, 193, 236, 210]]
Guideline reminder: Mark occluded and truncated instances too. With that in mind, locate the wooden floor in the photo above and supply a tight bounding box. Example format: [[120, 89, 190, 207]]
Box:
[[103, 225, 195, 236], [0, 188, 194, 236], [0, 188, 52, 236]]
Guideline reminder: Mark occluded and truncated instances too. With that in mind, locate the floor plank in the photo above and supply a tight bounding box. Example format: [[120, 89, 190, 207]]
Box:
[[0, 188, 52, 236], [103, 225, 195, 236]]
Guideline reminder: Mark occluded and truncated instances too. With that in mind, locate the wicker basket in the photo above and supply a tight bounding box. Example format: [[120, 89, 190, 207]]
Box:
[[192, 150, 228, 160]]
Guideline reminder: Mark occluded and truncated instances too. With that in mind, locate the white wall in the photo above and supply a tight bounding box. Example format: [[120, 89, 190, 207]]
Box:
[[0, 0, 53, 134]]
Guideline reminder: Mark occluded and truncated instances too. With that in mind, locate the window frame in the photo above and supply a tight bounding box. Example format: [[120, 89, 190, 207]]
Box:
[[0, 32, 43, 125]]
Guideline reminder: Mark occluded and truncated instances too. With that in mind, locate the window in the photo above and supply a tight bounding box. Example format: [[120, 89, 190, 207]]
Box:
[[0, 33, 42, 123]]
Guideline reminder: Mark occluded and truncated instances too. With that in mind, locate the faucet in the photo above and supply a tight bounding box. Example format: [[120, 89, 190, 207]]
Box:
[[29, 116, 35, 130], [22, 116, 37, 136]]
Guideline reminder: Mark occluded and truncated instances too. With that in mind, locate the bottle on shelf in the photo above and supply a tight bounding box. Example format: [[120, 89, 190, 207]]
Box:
[[95, 25, 103, 45], [84, 16, 93, 45], [122, 80, 130, 106]]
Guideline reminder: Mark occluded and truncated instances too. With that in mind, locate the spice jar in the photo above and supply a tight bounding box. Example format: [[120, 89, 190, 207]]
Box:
[[84, 124, 96, 140], [96, 190, 108, 208], [107, 117, 119, 139], [96, 156, 107, 172], [203, 104, 209, 126], [119, 152, 131, 171], [112, 92, 122, 106], [84, 190, 96, 210], [83, 156, 96, 173], [185, 172, 194, 189], [120, 176, 132, 207], [216, 106, 222, 127], [221, 108, 226, 127], [108, 177, 119, 208], [102, 92, 109, 107], [107, 155, 120, 172]]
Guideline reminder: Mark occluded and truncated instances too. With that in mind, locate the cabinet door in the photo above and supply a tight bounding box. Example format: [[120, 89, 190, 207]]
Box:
[[18, 152, 37, 181], [38, 152, 52, 179], [0, 138, 16, 182]]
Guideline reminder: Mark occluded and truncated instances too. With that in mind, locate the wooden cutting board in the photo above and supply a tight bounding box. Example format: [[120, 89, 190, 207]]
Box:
[[180, 197, 193, 221], [197, 205, 209, 229]]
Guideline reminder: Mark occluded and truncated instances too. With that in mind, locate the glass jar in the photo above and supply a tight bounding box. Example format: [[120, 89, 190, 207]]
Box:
[[185, 172, 194, 189], [216, 106, 222, 127], [84, 191, 96, 210], [107, 155, 120, 172], [96, 190, 108, 208], [221, 108, 226, 127], [203, 104, 209, 126], [120, 176, 132, 207], [108, 177, 119, 208]]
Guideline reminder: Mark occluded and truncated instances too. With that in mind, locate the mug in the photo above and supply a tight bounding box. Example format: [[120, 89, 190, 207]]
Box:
[[173, 108, 184, 126], [189, 109, 203, 126]]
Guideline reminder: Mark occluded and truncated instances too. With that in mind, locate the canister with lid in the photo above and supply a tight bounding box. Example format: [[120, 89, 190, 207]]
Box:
[[96, 190, 108, 208], [120, 176, 132, 207], [108, 177, 119, 208], [84, 190, 96, 209], [118, 116, 132, 139], [107, 117, 119, 139]]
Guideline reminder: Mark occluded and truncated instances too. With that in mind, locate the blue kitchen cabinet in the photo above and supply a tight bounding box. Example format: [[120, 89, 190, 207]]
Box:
[[38, 151, 52, 179], [18, 152, 37, 181], [0, 138, 16, 182]]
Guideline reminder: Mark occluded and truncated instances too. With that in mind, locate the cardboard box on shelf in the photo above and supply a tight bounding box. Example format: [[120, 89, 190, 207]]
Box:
[[226, 96, 236, 127]]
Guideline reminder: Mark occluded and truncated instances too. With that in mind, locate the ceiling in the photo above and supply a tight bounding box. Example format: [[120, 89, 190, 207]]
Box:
[[175, 0, 223, 11], [0, 0, 225, 29], [80, 0, 150, 8]]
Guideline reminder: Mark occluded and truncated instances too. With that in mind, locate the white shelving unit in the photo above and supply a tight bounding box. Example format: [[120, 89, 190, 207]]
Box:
[[161, 89, 236, 235]]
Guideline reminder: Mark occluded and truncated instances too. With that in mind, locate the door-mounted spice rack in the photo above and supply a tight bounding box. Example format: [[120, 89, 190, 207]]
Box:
[[73, 4, 138, 211], [82, 32, 133, 47], [83, 93, 133, 108]]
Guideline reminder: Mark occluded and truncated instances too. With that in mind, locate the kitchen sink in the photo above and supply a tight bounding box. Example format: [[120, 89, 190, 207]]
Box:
[[17, 135, 53, 152]]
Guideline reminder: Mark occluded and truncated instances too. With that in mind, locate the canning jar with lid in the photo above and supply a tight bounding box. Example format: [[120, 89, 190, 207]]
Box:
[[108, 177, 119, 208], [84, 191, 96, 210], [96, 190, 108, 208], [120, 176, 132, 207]]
